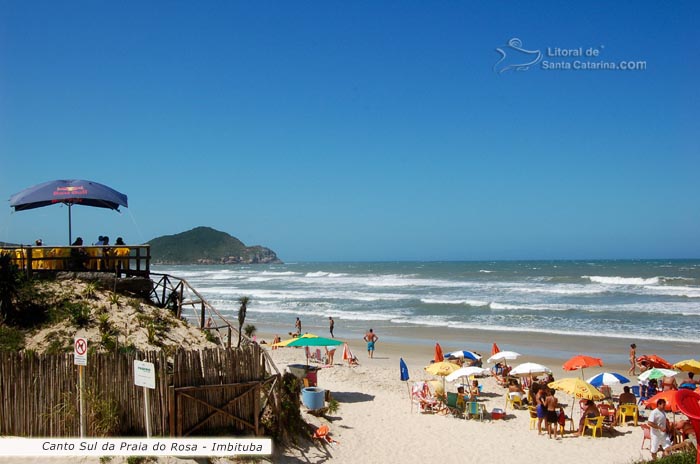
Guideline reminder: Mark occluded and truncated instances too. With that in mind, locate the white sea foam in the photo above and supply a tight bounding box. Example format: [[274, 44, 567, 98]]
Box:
[[479, 270, 493, 273], [420, 298, 490, 307], [584, 275, 660, 285]]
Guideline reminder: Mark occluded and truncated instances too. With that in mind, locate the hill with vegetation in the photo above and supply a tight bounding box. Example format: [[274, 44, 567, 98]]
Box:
[[148, 226, 282, 265]]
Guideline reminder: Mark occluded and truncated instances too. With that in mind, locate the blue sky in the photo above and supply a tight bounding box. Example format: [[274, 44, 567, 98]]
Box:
[[1, 1, 698, 261]]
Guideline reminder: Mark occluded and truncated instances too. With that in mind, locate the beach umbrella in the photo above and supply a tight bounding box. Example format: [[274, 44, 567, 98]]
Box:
[[273, 333, 320, 347], [674, 359, 700, 374], [9, 179, 128, 244], [676, 389, 700, 464], [486, 350, 521, 366], [445, 366, 491, 383], [644, 390, 684, 412], [491, 343, 501, 356], [434, 343, 444, 363], [637, 354, 674, 369], [425, 361, 460, 393], [444, 350, 481, 361], [638, 368, 678, 382], [549, 377, 605, 401], [509, 362, 552, 377], [274, 333, 342, 365], [563, 354, 603, 378], [586, 372, 630, 388]]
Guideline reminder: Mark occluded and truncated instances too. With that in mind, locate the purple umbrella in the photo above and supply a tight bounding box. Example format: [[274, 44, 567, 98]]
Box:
[[9, 179, 128, 244]]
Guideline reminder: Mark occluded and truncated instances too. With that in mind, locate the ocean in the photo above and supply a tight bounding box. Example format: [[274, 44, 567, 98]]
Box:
[[153, 260, 700, 353]]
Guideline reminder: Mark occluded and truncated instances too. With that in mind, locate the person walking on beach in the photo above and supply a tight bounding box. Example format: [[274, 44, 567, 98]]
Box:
[[329, 317, 335, 338], [628, 343, 637, 375], [648, 398, 672, 459], [295, 317, 301, 336], [364, 329, 378, 358]]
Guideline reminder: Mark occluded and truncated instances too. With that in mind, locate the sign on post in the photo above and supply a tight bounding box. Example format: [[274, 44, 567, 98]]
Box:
[[134, 360, 156, 438], [134, 360, 156, 389], [74, 337, 87, 366]]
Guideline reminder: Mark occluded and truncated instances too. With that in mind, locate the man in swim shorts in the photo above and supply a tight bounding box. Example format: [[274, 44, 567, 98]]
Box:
[[544, 388, 559, 439], [364, 329, 378, 358]]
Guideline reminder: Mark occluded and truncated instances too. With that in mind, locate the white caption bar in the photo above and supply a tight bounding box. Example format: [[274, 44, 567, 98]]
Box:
[[0, 438, 272, 457]]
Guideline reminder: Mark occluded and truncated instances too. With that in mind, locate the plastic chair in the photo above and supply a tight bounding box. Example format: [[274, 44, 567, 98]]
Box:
[[640, 423, 651, 449], [411, 382, 438, 414], [313, 425, 339, 445], [528, 406, 538, 430], [631, 385, 640, 398], [114, 247, 130, 271], [445, 392, 466, 419], [505, 393, 523, 410], [599, 403, 616, 429], [582, 416, 604, 438], [616, 404, 639, 426]]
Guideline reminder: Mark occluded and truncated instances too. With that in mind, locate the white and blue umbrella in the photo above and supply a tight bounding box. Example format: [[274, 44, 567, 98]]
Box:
[[586, 372, 630, 387], [444, 350, 481, 361]]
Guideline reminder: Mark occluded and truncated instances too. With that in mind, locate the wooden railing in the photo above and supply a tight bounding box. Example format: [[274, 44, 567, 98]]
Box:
[[0, 244, 151, 277]]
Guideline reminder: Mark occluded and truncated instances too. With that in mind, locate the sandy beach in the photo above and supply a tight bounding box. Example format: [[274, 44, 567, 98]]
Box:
[[263, 330, 683, 464]]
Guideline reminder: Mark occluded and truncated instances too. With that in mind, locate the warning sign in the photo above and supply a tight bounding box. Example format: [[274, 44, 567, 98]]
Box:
[[74, 337, 87, 366]]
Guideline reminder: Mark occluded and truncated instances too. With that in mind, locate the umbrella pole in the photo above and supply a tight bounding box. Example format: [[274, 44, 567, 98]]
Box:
[[68, 203, 72, 245]]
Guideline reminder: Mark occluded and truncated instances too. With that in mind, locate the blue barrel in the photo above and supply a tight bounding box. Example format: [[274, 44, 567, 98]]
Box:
[[301, 387, 326, 410]]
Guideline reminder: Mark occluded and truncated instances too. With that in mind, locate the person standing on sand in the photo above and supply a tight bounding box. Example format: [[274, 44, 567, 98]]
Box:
[[364, 328, 378, 358], [295, 317, 301, 336], [329, 316, 335, 338], [544, 388, 559, 439], [628, 343, 637, 375]]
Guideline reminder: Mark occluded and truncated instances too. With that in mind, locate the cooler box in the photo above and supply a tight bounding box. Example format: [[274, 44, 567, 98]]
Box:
[[302, 387, 326, 410], [491, 408, 505, 420]]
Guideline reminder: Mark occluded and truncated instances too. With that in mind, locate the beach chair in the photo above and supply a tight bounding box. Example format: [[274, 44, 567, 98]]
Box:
[[615, 404, 639, 426], [466, 401, 486, 421], [445, 392, 466, 419], [411, 382, 438, 414], [631, 385, 640, 398], [313, 425, 339, 445], [582, 416, 604, 438], [505, 393, 523, 410], [528, 406, 538, 430], [640, 423, 651, 450]]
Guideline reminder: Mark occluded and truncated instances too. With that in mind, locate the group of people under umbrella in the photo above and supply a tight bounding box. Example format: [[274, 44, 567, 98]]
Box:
[[410, 343, 700, 457]]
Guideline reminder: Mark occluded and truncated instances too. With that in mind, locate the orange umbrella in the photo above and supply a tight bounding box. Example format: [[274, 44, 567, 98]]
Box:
[[491, 343, 501, 356], [637, 354, 674, 369], [434, 343, 444, 363], [645, 390, 683, 412], [563, 355, 603, 378]]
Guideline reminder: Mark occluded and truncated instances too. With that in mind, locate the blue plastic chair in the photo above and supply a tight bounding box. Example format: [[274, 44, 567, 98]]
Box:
[[631, 385, 640, 397]]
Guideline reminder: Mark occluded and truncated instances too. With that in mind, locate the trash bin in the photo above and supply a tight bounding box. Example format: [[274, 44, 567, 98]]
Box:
[[302, 387, 326, 410], [287, 364, 318, 387]]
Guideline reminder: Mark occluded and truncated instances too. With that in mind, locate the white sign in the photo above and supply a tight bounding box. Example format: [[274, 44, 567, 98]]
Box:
[[74, 337, 88, 366], [134, 360, 156, 389]]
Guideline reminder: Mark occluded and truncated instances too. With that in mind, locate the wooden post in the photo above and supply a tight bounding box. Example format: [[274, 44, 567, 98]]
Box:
[[200, 303, 206, 329], [227, 327, 232, 349], [136, 247, 141, 272], [168, 386, 175, 437], [143, 386, 152, 438], [79, 365, 86, 438], [26, 246, 33, 278]]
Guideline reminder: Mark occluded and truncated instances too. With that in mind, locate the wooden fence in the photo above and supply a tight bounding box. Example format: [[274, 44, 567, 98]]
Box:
[[0, 347, 280, 438]]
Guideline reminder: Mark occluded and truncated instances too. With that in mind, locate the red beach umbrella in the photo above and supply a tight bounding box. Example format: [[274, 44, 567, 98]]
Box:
[[637, 354, 674, 369], [563, 355, 604, 378], [644, 390, 683, 412], [434, 343, 444, 363]]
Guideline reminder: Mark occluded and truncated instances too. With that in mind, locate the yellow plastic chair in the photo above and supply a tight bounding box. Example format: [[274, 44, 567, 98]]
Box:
[[582, 416, 604, 438], [528, 406, 538, 430], [615, 404, 638, 426], [31, 247, 45, 270], [86, 247, 101, 270], [12, 249, 26, 269], [505, 393, 523, 410]]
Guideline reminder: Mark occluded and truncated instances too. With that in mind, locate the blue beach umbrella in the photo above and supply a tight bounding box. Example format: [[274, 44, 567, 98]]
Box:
[[586, 372, 630, 387], [9, 179, 128, 244], [444, 350, 481, 361], [400, 358, 410, 381]]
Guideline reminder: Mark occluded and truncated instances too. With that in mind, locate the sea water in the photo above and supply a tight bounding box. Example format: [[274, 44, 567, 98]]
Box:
[[153, 260, 700, 350]]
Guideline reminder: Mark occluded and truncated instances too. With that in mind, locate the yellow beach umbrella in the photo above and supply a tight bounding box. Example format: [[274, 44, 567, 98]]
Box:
[[673, 359, 700, 374], [548, 377, 605, 401], [273, 333, 319, 347], [425, 361, 461, 377]]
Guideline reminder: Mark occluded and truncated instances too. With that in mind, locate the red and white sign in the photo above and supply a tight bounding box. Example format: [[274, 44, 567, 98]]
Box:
[[74, 337, 87, 366]]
